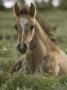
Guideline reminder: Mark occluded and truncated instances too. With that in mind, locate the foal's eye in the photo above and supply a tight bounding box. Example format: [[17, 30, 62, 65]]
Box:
[[30, 25, 34, 30]]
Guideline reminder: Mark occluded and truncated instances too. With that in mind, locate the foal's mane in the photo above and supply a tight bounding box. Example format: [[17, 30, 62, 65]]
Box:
[[36, 14, 58, 44]]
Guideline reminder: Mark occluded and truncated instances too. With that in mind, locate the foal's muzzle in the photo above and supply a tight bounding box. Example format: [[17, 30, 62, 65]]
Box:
[[17, 43, 27, 54]]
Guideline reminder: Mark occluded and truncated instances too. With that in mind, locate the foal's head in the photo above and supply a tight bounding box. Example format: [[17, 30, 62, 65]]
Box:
[[14, 2, 36, 54]]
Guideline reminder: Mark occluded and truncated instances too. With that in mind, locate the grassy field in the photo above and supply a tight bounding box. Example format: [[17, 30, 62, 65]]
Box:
[[0, 9, 67, 90]]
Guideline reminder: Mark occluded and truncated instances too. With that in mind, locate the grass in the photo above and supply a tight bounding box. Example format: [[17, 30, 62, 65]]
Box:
[[0, 10, 16, 35], [0, 9, 67, 90]]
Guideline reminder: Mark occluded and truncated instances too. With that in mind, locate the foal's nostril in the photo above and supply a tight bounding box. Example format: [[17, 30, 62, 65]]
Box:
[[17, 43, 27, 54], [23, 43, 27, 49]]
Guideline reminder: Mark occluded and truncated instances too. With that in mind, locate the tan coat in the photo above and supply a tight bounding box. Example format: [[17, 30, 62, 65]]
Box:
[[9, 2, 67, 76]]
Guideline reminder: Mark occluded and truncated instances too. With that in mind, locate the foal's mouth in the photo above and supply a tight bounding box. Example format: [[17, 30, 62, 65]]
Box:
[[17, 43, 27, 54]]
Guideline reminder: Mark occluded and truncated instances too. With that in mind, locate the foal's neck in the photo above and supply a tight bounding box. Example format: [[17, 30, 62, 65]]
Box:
[[35, 19, 60, 53]]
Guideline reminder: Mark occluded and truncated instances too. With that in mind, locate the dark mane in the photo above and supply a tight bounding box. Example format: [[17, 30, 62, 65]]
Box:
[[20, 6, 29, 15], [36, 14, 58, 44]]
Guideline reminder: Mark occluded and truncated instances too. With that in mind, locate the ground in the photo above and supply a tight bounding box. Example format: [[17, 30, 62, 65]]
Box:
[[0, 9, 67, 90]]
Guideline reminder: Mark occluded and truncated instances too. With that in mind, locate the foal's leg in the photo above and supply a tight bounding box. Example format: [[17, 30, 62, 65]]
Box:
[[8, 56, 26, 76], [8, 55, 36, 75], [44, 53, 60, 76], [49, 65, 60, 76]]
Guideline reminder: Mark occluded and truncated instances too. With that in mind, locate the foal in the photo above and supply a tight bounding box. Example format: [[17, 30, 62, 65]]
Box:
[[10, 2, 67, 76]]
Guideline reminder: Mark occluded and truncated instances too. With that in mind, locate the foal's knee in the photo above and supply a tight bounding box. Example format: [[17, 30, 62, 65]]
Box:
[[50, 66, 59, 76]]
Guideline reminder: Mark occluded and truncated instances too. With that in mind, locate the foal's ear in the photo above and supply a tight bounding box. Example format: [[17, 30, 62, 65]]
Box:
[[29, 3, 36, 18], [13, 2, 22, 17]]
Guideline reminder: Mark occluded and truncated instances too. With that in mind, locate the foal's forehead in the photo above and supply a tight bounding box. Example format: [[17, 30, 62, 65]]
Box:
[[18, 16, 35, 25], [20, 17, 29, 25]]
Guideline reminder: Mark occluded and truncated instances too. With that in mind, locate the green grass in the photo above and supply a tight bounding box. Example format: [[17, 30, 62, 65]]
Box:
[[0, 9, 67, 90], [0, 10, 16, 35]]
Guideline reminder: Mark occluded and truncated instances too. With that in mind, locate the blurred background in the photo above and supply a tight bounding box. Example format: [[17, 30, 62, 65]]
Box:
[[0, 0, 67, 89], [0, 0, 67, 9]]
